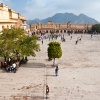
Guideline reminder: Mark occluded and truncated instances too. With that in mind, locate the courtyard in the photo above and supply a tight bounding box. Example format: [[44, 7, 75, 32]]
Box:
[[0, 34, 100, 100]]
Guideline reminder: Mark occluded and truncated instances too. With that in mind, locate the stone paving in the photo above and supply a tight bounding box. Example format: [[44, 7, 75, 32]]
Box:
[[0, 34, 100, 100]]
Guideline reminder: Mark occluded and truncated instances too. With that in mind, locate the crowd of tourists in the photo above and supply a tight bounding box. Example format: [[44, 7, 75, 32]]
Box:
[[0, 58, 19, 73], [0, 56, 28, 73]]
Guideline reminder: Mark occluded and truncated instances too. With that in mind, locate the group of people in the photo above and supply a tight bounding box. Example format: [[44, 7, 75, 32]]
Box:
[[5, 61, 17, 73], [1, 58, 19, 73], [61, 34, 66, 42]]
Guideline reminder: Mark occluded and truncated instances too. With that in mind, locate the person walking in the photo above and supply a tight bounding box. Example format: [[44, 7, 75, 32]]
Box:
[[70, 36, 72, 40], [75, 40, 78, 44], [42, 40, 43, 44], [46, 85, 49, 99], [55, 65, 59, 76]]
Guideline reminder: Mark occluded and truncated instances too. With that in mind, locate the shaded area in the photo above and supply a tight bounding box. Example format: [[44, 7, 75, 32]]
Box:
[[11, 95, 45, 100], [31, 96, 46, 100], [21, 62, 46, 68], [21, 62, 55, 69]]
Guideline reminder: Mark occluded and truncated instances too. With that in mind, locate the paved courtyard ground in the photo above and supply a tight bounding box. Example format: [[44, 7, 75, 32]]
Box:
[[0, 34, 100, 100]]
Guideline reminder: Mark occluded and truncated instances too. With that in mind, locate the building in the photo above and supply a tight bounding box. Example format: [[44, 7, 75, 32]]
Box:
[[0, 3, 27, 33], [30, 21, 93, 34]]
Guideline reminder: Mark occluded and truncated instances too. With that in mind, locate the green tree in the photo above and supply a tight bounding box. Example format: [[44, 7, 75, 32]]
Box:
[[0, 28, 39, 60], [48, 41, 62, 66], [91, 24, 100, 33], [18, 35, 39, 57]]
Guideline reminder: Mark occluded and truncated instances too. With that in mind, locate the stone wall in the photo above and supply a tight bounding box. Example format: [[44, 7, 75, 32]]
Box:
[[30, 21, 93, 33]]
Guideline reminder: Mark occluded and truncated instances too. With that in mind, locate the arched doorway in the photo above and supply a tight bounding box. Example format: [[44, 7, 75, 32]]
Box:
[[64, 30, 66, 33], [46, 30, 48, 33]]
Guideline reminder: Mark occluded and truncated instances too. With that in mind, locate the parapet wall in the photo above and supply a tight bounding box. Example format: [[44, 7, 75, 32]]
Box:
[[30, 21, 93, 33]]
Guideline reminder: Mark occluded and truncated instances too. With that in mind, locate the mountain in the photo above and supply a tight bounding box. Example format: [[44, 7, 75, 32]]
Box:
[[26, 18, 40, 24], [27, 13, 99, 24], [71, 14, 99, 24]]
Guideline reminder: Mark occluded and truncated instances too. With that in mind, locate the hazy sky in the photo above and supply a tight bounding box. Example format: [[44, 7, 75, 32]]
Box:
[[1, 0, 100, 22]]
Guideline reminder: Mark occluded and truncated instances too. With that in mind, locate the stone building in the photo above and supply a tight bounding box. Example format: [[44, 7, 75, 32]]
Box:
[[0, 3, 26, 33], [30, 21, 93, 33]]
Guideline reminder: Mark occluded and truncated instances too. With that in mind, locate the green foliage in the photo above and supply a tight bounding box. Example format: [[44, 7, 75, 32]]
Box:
[[48, 41, 62, 59], [0, 28, 39, 58], [18, 35, 39, 57], [91, 24, 100, 33]]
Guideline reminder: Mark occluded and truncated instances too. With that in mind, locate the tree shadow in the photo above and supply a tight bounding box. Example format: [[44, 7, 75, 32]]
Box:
[[31, 96, 47, 99], [21, 62, 46, 68], [21, 62, 55, 69], [45, 65, 54, 69], [45, 58, 52, 62], [12, 95, 47, 100]]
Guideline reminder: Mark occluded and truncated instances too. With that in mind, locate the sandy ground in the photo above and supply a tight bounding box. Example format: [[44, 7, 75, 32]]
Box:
[[0, 34, 100, 100]]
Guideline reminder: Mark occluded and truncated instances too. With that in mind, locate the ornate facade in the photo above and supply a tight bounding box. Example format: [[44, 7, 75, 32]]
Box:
[[30, 21, 93, 33], [0, 3, 26, 33]]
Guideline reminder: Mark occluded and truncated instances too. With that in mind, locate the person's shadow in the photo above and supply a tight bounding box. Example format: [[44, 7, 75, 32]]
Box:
[[44, 74, 56, 77]]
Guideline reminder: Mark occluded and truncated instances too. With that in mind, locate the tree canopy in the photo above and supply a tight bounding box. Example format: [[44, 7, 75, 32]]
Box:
[[91, 24, 100, 33], [48, 41, 62, 66], [0, 28, 39, 59]]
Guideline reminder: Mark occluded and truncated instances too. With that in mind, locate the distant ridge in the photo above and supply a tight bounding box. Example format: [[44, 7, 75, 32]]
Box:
[[27, 12, 100, 24]]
